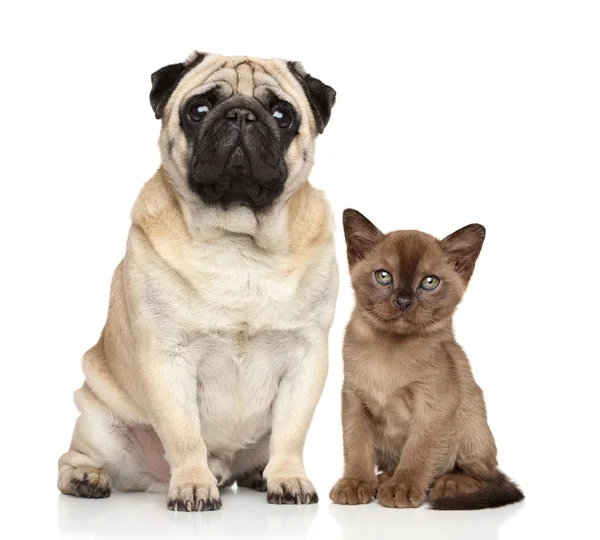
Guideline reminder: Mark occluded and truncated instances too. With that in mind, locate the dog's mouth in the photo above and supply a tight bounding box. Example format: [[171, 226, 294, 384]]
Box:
[[190, 142, 284, 209], [189, 122, 287, 210], [226, 146, 251, 179]]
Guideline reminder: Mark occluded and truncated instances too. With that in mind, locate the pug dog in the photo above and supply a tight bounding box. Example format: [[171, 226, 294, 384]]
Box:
[[57, 52, 338, 511]]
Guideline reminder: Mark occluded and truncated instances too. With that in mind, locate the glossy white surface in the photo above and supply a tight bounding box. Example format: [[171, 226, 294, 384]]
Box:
[[54, 489, 523, 540], [43, 481, 587, 540]]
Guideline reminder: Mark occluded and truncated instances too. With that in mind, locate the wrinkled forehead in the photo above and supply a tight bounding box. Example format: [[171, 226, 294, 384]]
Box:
[[174, 55, 304, 109]]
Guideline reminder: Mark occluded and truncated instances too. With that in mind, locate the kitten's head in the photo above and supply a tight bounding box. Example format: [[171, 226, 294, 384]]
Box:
[[343, 209, 485, 334]]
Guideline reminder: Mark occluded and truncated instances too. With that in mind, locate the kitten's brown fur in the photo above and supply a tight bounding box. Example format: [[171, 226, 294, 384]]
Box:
[[329, 209, 523, 510]]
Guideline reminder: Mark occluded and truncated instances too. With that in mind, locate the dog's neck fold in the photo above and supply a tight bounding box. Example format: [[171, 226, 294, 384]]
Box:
[[131, 167, 328, 256]]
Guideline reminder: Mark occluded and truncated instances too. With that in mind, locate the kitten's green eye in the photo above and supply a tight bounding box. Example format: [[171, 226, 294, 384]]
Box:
[[420, 275, 440, 290], [374, 270, 393, 286]]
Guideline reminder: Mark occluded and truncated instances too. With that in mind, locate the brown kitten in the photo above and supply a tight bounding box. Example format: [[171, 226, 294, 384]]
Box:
[[329, 209, 524, 510]]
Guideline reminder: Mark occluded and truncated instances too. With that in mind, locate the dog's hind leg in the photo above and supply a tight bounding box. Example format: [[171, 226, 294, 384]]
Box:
[[231, 434, 270, 492], [58, 384, 156, 498]]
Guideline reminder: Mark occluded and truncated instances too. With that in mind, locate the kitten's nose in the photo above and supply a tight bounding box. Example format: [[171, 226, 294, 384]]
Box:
[[396, 297, 413, 311]]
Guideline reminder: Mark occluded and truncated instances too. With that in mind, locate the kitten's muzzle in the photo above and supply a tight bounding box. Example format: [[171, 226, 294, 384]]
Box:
[[396, 296, 413, 312]]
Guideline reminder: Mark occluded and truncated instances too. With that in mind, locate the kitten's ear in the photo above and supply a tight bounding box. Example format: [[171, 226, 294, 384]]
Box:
[[441, 224, 486, 282], [343, 209, 384, 267]]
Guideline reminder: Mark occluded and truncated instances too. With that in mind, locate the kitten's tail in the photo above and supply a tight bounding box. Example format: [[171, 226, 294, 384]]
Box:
[[429, 470, 524, 511]]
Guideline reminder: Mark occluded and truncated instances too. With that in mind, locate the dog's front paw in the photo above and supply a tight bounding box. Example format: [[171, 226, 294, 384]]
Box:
[[167, 468, 221, 511], [267, 477, 318, 505], [167, 482, 221, 511], [377, 478, 426, 508], [330, 477, 375, 505]]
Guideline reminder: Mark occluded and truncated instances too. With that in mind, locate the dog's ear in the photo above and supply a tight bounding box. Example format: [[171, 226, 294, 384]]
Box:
[[287, 61, 336, 134], [150, 52, 206, 120], [150, 63, 186, 119]]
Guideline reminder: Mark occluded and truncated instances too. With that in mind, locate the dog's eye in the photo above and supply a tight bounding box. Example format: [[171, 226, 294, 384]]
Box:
[[374, 270, 393, 286], [420, 275, 440, 290], [272, 105, 293, 129], [187, 102, 210, 123]]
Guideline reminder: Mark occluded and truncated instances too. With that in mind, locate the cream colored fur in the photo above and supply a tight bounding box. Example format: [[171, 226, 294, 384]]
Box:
[[58, 54, 338, 510]]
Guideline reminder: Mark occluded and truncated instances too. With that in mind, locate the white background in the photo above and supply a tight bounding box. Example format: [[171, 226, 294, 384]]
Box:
[[1, 1, 598, 538]]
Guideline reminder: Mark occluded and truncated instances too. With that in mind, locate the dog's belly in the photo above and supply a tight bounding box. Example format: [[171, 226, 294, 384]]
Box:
[[195, 331, 289, 455], [128, 332, 289, 482]]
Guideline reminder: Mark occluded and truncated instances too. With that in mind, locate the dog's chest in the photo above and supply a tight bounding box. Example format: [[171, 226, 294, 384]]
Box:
[[192, 329, 296, 453], [158, 236, 331, 453], [181, 238, 307, 330]]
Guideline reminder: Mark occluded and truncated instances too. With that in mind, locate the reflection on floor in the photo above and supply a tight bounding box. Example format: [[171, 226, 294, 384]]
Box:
[[56, 485, 524, 540]]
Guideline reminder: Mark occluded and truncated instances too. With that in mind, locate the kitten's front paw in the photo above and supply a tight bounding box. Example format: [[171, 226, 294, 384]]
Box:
[[376, 471, 393, 487], [267, 477, 318, 505], [377, 478, 426, 508], [167, 468, 221, 511], [330, 478, 375, 505]]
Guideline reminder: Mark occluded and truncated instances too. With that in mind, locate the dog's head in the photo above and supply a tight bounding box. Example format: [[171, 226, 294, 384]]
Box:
[[150, 52, 335, 211]]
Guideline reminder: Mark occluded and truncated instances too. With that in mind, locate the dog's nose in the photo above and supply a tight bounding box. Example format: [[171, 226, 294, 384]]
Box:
[[395, 297, 413, 311], [225, 107, 257, 123]]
